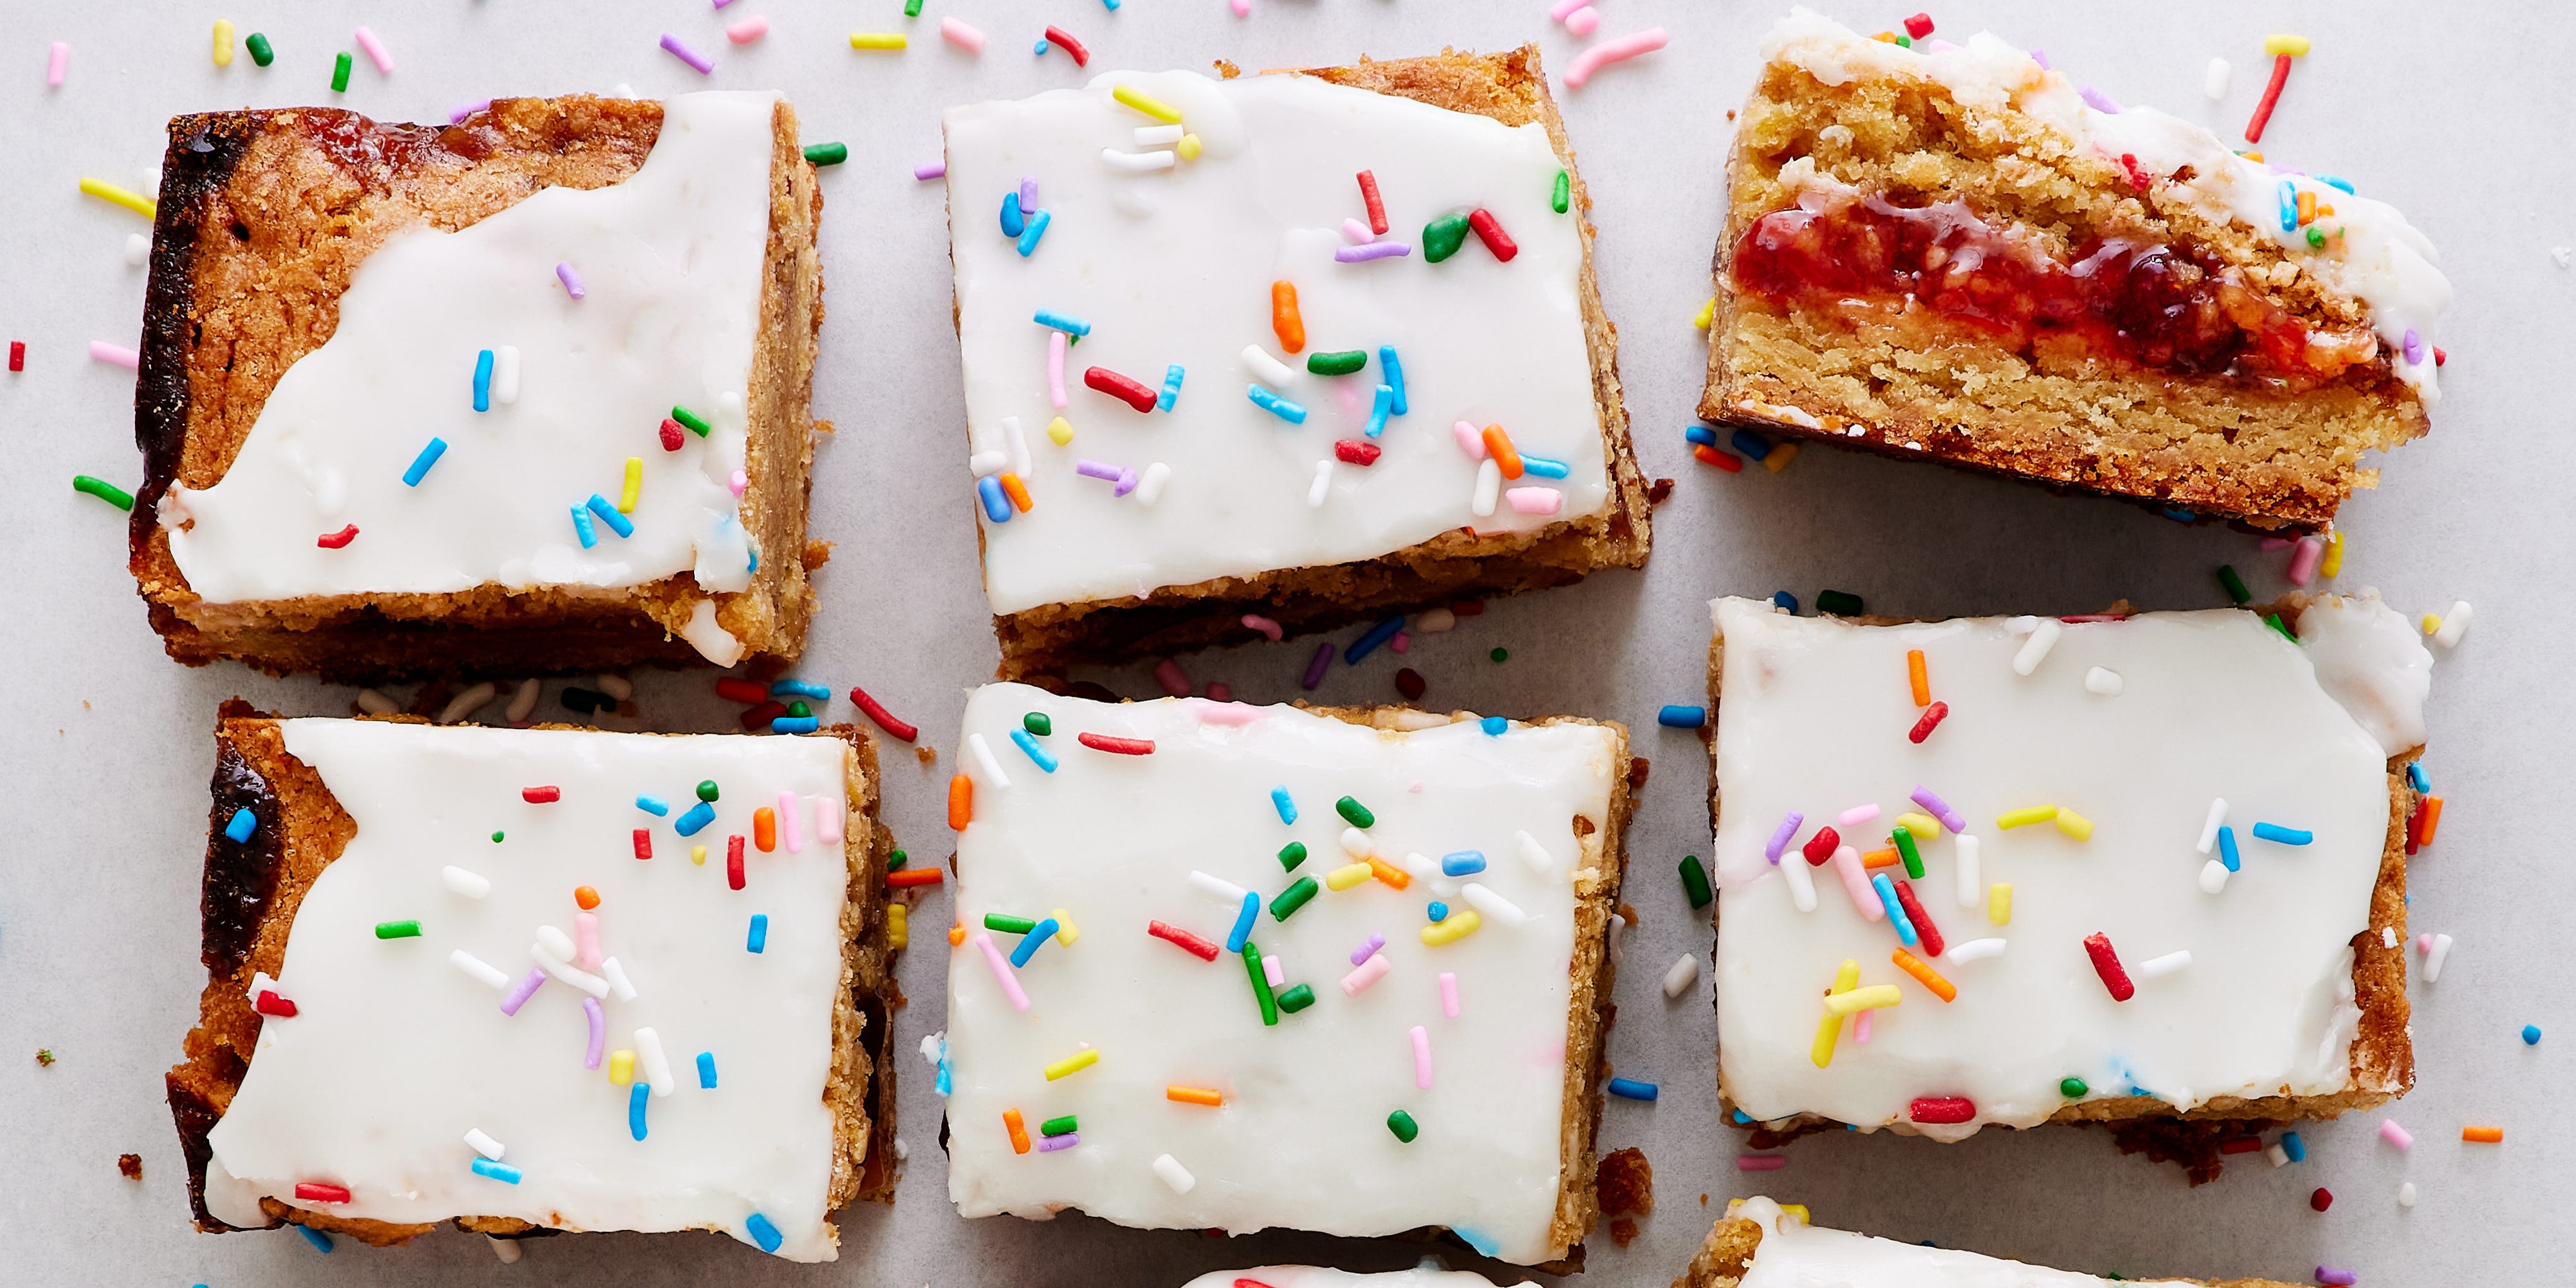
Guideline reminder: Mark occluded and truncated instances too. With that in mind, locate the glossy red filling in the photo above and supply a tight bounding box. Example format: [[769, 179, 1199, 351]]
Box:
[[1732, 189, 2375, 384]]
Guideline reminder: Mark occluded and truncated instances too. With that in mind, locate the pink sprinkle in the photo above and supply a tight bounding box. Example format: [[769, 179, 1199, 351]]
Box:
[[1231, 0, 1249, 13], [1546, 0, 1588, 19], [89, 341, 138, 370], [2260, 536, 2296, 551], [2416, 932, 2435, 953], [353, 26, 394, 74], [1242, 613, 1285, 641], [1047, 331, 1068, 409], [914, 161, 947, 181], [1736, 1154, 1788, 1171], [45, 42, 67, 88], [450, 100, 493, 124], [573, 911, 603, 969], [1204, 682, 1232, 702], [729, 469, 748, 497], [1341, 953, 1392, 997], [1832, 846, 1879, 921], [1854, 1008, 1874, 1043], [1838, 803, 1881, 828], [973, 932, 1031, 1011], [1563, 27, 1667, 88], [1262, 954, 1284, 988], [1153, 658, 1191, 698], [1184, 697, 1265, 725], [1341, 217, 1375, 245], [1438, 971, 1459, 1017], [778, 790, 803, 853], [1452, 419, 1488, 459], [940, 17, 985, 53], [816, 793, 842, 845], [582, 996, 606, 1068], [1409, 1024, 1433, 1088], [2287, 536, 2325, 587], [2379, 1118, 2414, 1150], [1565, 6, 1601, 35], [726, 16, 769, 44], [1504, 486, 1563, 516], [1389, 631, 1409, 654], [659, 33, 715, 74]]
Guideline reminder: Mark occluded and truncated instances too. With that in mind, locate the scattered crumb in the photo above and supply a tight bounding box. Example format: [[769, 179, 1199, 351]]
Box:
[[1646, 477, 1676, 505], [914, 745, 938, 765], [35, 1048, 55, 1066], [1596, 1145, 1654, 1217], [1700, 1193, 1710, 1206], [1609, 1217, 1639, 1248], [1214, 59, 1240, 79], [1615, 902, 1638, 927], [118, 1154, 142, 1180], [1726, 108, 1738, 120]]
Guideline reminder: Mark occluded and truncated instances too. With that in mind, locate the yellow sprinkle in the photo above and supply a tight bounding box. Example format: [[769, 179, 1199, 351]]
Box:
[[1044, 1048, 1100, 1080], [1779, 1203, 1811, 1225], [1692, 296, 1715, 329], [608, 1050, 636, 1085], [850, 32, 908, 49], [1045, 416, 1073, 446], [1895, 811, 1942, 839], [2320, 531, 2346, 578], [1051, 908, 1079, 945], [213, 19, 235, 66], [2053, 808, 2094, 842], [1988, 882, 2013, 925], [1763, 441, 1799, 472], [1112, 85, 1184, 124], [2240, 151, 2266, 163], [2262, 33, 2312, 57], [1177, 132, 1203, 161], [2420, 612, 2442, 635], [887, 902, 909, 950], [1809, 958, 1859, 1068], [78, 177, 158, 219], [1420, 908, 1483, 946], [1996, 805, 2059, 829], [1820, 984, 1902, 1017], [690, 844, 707, 866], [1324, 862, 1374, 891], [618, 456, 642, 513]]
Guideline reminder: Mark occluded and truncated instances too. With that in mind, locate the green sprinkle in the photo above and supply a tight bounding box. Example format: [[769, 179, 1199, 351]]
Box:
[[1022, 711, 1052, 737], [786, 700, 811, 718], [2060, 1077, 2088, 1098], [373, 920, 421, 940], [1244, 941, 1278, 1026], [671, 405, 712, 436], [1277, 982, 1315, 1014], [1551, 169, 1570, 214], [73, 475, 134, 511], [984, 913, 1038, 935], [1387, 1109, 1419, 1143], [697, 780, 720, 802], [1421, 212, 1471, 263], [331, 51, 352, 93], [2216, 564, 2251, 604], [490, 831, 503, 843], [886, 848, 908, 871], [1039, 1115, 1078, 1137], [1305, 349, 1368, 376], [2264, 612, 2296, 642], [1489, 647, 1509, 663], [1335, 795, 1374, 829], [1816, 589, 1865, 616], [1269, 876, 1319, 921], [245, 32, 274, 66], [1678, 854, 1713, 910], [1893, 826, 1923, 880], [2305, 226, 2326, 248], [904, 0, 924, 14], [1277, 841, 1308, 872], [35, 1048, 56, 1067], [802, 141, 849, 167], [1893, 33, 1912, 47]]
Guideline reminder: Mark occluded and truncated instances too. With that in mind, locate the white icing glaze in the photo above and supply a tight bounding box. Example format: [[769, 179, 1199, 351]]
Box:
[[2296, 588, 2434, 757], [1710, 597, 2406, 1137], [204, 720, 853, 1261], [1730, 1197, 2195, 1287], [945, 684, 1618, 1265], [1180, 1265, 1523, 1288], [1761, 10, 2451, 398], [163, 92, 776, 636], [943, 73, 1606, 616]]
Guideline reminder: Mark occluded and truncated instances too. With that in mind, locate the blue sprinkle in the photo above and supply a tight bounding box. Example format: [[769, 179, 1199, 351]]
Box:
[[1363, 383, 1394, 437], [1426, 901, 1449, 922], [570, 505, 597, 548], [1729, 428, 1772, 461], [1480, 716, 1507, 735], [2319, 174, 2355, 194], [2281, 1130, 2306, 1162], [999, 191, 1026, 238], [2407, 761, 2429, 792], [2162, 508, 2199, 522], [1016, 208, 1051, 257], [635, 794, 671, 817], [1270, 786, 1297, 825], [1158, 364, 1185, 412], [1009, 728, 1059, 773], [746, 541, 758, 573], [1344, 616, 1404, 664], [1225, 891, 1259, 954], [697, 1051, 719, 1087], [1606, 1077, 1659, 1101], [584, 493, 634, 539], [401, 436, 449, 487], [1684, 423, 1719, 447], [746, 915, 768, 953], [1657, 705, 1707, 729], [1520, 454, 1570, 479], [674, 800, 716, 836], [295, 1225, 334, 1253], [770, 679, 832, 701], [1731, 1109, 1751, 1124], [1247, 382, 1307, 423], [471, 1157, 523, 1184], [1032, 308, 1092, 336], [934, 1034, 953, 1097], [2218, 824, 2240, 872], [2524, 1024, 2543, 1045], [1102, 0, 1119, 9], [1871, 873, 1917, 947], [1033, 37, 1049, 54], [979, 475, 1013, 523], [770, 716, 820, 734], [1772, 591, 1799, 612], [745, 1212, 783, 1255], [223, 807, 256, 843], [1453, 1227, 1499, 1258], [472, 348, 494, 412], [2276, 179, 2298, 233], [1010, 918, 1061, 968], [1440, 850, 1487, 877], [630, 1082, 650, 1140], [1379, 346, 1407, 415], [2251, 822, 2313, 846]]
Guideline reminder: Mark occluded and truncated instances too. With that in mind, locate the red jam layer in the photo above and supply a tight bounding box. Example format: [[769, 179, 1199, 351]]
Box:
[[1731, 189, 2375, 383]]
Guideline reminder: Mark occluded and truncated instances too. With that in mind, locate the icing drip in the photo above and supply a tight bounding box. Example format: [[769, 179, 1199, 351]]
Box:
[[2295, 588, 2433, 757]]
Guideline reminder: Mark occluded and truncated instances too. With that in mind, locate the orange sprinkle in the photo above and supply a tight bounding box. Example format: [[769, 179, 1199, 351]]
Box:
[[947, 924, 967, 947], [1166, 1084, 1224, 1106], [1003, 1108, 1030, 1154], [2296, 188, 2316, 226], [753, 806, 777, 853], [1271, 279, 1304, 353], [1862, 847, 1899, 869], [1481, 424, 1524, 479], [998, 472, 1033, 513], [1367, 855, 1412, 890], [886, 867, 944, 888], [2462, 1125, 2503, 1144], [948, 774, 973, 830], [1891, 948, 1957, 1002], [573, 885, 600, 910], [1906, 649, 1929, 706], [2414, 795, 2444, 848]]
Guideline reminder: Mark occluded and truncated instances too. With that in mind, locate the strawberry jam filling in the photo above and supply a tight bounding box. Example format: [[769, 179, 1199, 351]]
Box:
[[1732, 189, 2377, 384]]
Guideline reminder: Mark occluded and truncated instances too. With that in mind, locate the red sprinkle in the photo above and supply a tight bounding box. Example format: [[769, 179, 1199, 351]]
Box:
[[2219, 1137, 2263, 1154], [1042, 25, 1088, 66], [1394, 667, 1426, 701], [887, 867, 945, 888], [1466, 208, 1519, 262], [727, 834, 746, 891], [1450, 600, 1485, 616], [849, 684, 920, 742], [1907, 701, 1950, 744], [316, 525, 359, 549], [738, 700, 787, 730], [1891, 879, 1944, 957], [1903, 13, 1934, 38], [2433, 346, 2447, 367], [254, 990, 298, 1018], [7, 341, 23, 372], [1356, 170, 1389, 236], [1333, 439, 1382, 466], [1083, 365, 1160, 413], [1801, 825, 1841, 867], [1692, 443, 1743, 472], [1150, 919, 1221, 961], [2310, 1186, 2334, 1212], [2084, 931, 2135, 1002], [1078, 732, 1155, 756], [2244, 53, 2293, 144], [659, 418, 686, 452], [715, 677, 770, 704], [2117, 152, 2150, 193], [522, 786, 561, 804], [632, 829, 652, 860], [294, 1182, 351, 1203], [1909, 1096, 1974, 1124]]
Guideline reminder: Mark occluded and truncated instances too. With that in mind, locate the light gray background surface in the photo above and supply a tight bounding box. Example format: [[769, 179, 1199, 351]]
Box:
[[1, 1, 2558, 1283]]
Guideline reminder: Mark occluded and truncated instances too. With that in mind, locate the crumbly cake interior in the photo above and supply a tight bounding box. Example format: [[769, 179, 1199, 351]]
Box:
[[1703, 57, 2427, 530], [131, 95, 824, 680]]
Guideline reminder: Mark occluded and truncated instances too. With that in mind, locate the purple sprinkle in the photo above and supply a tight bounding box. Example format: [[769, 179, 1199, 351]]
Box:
[[2403, 329, 2425, 365], [1020, 175, 1039, 211], [1910, 787, 1968, 835], [1301, 641, 1333, 690], [2078, 86, 2122, 114], [2315, 1270, 2356, 1288], [1037, 1132, 1081, 1152], [555, 262, 585, 300], [1334, 241, 1413, 264], [1350, 932, 1386, 966], [914, 161, 948, 181], [712, 0, 737, 7], [1763, 812, 1805, 865], [1074, 459, 1124, 483], [1114, 469, 1139, 498], [498, 968, 546, 1016], [2028, 48, 2051, 70], [659, 33, 715, 74], [450, 99, 491, 124], [582, 995, 606, 1069]]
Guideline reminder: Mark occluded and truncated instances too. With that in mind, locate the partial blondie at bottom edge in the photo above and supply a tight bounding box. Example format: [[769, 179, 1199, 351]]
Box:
[[1670, 1215, 2305, 1288]]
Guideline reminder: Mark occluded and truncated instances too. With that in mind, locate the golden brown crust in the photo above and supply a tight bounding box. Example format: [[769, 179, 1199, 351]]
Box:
[[1669, 1214, 2306, 1287], [987, 47, 1650, 681], [131, 95, 824, 680]]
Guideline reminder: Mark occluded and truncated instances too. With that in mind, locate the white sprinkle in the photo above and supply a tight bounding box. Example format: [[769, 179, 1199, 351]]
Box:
[[536, 925, 577, 961], [2381, 925, 2398, 949], [1134, 462, 1170, 506], [355, 688, 399, 715], [2555, 247, 2573, 269], [124, 232, 148, 266], [2196, 798, 2229, 854], [449, 950, 510, 990], [1416, 607, 1456, 633], [1152, 1153, 1196, 1194], [1307, 459, 1333, 508], [1338, 827, 1374, 858], [1101, 147, 1177, 172], [601, 956, 638, 1002], [2425, 932, 2454, 981], [2011, 618, 2062, 676], [1187, 870, 1249, 904], [1780, 852, 1816, 913], [893, 1137, 909, 1162], [244, 970, 279, 1002], [441, 865, 492, 899], [969, 450, 1008, 477], [1946, 937, 2007, 965], [438, 681, 498, 723], [1661, 952, 1700, 998], [504, 677, 540, 723], [2134, 949, 2193, 980], [967, 733, 1013, 789], [2004, 615, 2041, 636], [1133, 124, 1184, 146], [2083, 666, 2123, 696], [1513, 829, 1556, 874], [464, 1128, 507, 1161], [595, 674, 633, 701], [530, 943, 609, 997], [635, 1027, 676, 1097], [1004, 415, 1032, 479], [2204, 57, 2230, 99], [1953, 834, 1980, 907], [2266, 1143, 2289, 1168], [2432, 600, 2472, 648], [1460, 882, 1527, 927], [1240, 345, 1295, 386], [488, 1235, 522, 1263], [490, 344, 521, 405], [1837, 803, 1879, 828], [2198, 859, 2231, 894], [1471, 458, 1502, 517], [919, 1032, 945, 1070], [2397, 1181, 2418, 1207]]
